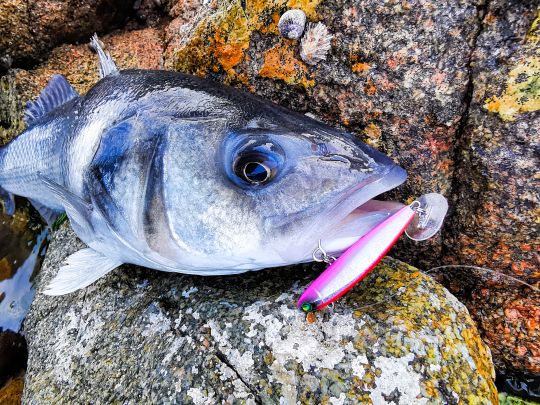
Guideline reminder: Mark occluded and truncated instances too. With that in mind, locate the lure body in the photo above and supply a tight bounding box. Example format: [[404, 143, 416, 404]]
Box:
[[298, 205, 415, 311]]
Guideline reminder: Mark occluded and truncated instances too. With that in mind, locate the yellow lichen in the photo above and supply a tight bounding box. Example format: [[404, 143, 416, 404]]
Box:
[[484, 55, 540, 121], [527, 11, 539, 46], [173, 2, 250, 78], [349, 260, 498, 404], [363, 122, 381, 147], [484, 12, 540, 121]]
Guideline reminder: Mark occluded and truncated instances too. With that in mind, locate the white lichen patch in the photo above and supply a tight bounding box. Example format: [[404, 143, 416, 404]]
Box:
[[181, 286, 198, 298], [207, 320, 255, 380], [239, 300, 372, 401], [244, 303, 360, 371], [371, 353, 428, 405], [142, 306, 172, 337], [329, 393, 347, 405], [187, 387, 215, 405], [52, 303, 107, 384], [162, 336, 187, 364]]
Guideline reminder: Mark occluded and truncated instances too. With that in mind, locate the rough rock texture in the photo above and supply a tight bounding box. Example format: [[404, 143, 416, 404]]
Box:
[[0, 0, 135, 70], [0, 0, 538, 375], [22, 225, 497, 404], [443, 2, 540, 374]]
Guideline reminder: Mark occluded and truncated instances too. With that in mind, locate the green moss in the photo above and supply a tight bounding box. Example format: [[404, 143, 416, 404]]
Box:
[[499, 393, 540, 405]]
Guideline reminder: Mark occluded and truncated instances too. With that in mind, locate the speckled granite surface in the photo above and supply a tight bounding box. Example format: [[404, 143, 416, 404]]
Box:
[[22, 225, 497, 404], [443, 1, 539, 374]]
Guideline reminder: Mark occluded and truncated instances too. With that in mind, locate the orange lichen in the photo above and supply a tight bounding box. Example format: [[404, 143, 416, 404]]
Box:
[[306, 312, 317, 323], [364, 78, 377, 96], [352, 62, 370, 74], [286, 0, 321, 20], [259, 42, 314, 88], [172, 0, 322, 83], [173, 2, 250, 78]]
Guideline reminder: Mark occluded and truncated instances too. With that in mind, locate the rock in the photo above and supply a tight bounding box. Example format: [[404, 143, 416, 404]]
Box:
[[0, 0, 537, 376], [0, 0, 135, 70], [0, 375, 25, 405], [443, 1, 540, 374], [22, 225, 497, 404], [0, 330, 27, 388]]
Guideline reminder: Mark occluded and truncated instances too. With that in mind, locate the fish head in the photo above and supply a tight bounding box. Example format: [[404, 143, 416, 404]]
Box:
[[207, 113, 407, 268], [132, 73, 406, 271]]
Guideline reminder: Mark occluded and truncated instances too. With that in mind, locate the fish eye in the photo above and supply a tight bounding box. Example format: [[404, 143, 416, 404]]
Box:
[[233, 151, 280, 185]]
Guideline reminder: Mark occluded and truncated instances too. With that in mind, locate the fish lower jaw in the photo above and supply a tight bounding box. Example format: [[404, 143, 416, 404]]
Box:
[[320, 199, 405, 255]]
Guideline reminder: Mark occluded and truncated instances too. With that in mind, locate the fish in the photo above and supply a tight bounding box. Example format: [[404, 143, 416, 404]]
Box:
[[0, 36, 407, 295]]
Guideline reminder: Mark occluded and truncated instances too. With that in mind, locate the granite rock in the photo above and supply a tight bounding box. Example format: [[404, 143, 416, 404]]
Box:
[[22, 225, 497, 404], [443, 1, 540, 374], [0, 0, 135, 70]]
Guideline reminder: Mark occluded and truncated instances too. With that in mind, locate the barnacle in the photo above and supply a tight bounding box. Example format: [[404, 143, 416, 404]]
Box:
[[278, 9, 306, 40], [300, 22, 333, 66]]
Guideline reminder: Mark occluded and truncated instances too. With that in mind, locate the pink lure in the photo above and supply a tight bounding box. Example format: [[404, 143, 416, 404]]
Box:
[[298, 205, 415, 312]]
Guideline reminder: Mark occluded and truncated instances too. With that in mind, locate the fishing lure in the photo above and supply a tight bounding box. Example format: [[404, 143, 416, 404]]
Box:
[[298, 193, 448, 312]]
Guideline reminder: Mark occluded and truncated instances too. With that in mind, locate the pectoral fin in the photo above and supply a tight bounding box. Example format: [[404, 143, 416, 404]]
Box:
[[38, 174, 94, 238], [44, 248, 122, 295]]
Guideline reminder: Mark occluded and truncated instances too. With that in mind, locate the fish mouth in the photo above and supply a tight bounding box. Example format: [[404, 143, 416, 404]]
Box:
[[320, 199, 405, 254], [275, 164, 407, 263], [317, 164, 407, 254]]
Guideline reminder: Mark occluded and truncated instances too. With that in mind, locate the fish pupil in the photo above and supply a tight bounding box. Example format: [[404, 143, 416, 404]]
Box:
[[244, 162, 269, 183]]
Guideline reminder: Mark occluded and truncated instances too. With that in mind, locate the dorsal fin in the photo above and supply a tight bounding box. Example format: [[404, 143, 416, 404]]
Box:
[[24, 74, 79, 126], [90, 34, 118, 79]]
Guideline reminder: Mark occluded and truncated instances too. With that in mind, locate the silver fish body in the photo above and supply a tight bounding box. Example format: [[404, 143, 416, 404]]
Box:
[[0, 63, 406, 293]]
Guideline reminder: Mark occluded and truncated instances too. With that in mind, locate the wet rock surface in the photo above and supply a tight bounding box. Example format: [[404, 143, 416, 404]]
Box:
[[0, 0, 538, 376], [23, 225, 497, 404]]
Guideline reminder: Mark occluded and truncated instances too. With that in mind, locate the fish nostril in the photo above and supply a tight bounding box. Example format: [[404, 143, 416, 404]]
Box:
[[319, 155, 351, 167]]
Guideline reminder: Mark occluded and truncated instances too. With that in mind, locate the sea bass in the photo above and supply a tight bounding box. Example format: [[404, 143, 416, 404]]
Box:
[[0, 37, 406, 295]]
